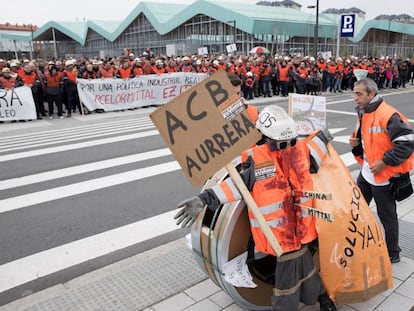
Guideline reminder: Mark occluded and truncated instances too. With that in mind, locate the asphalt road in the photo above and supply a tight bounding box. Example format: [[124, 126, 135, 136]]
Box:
[[0, 85, 413, 305]]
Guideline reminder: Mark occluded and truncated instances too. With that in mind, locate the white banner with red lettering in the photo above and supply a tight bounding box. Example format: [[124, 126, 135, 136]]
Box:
[[77, 72, 207, 112], [0, 86, 37, 121]]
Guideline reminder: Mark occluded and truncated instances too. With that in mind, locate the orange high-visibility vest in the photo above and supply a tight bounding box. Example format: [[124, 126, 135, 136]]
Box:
[[353, 101, 413, 183], [209, 140, 317, 255]]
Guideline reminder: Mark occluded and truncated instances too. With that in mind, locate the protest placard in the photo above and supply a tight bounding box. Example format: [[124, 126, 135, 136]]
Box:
[[288, 93, 326, 135], [150, 70, 261, 187]]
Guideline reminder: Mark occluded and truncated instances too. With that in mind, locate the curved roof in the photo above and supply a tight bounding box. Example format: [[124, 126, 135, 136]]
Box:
[[4, 0, 414, 46]]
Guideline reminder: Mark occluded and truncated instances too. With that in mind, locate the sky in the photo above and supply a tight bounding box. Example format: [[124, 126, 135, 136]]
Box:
[[2, 0, 413, 27]]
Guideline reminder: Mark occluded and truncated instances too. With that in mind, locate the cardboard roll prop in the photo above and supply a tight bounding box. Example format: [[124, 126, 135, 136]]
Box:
[[190, 159, 321, 310], [190, 160, 275, 310]]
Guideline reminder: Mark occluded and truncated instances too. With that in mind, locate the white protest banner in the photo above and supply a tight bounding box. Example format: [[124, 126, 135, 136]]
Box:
[[288, 93, 326, 135], [0, 86, 37, 121], [77, 72, 207, 112]]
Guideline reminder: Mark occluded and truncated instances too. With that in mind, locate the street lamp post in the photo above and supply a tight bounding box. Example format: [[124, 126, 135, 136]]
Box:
[[227, 20, 236, 44], [30, 24, 34, 60], [307, 0, 319, 58], [386, 18, 391, 57]]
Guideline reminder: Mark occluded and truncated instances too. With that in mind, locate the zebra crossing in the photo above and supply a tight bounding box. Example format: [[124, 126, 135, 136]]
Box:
[[0, 113, 356, 305]]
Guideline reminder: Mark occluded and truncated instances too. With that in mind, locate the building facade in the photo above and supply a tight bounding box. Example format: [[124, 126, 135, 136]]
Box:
[[2, 1, 414, 60]]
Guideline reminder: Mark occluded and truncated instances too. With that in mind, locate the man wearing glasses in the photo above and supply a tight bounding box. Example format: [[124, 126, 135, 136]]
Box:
[[174, 105, 336, 311]]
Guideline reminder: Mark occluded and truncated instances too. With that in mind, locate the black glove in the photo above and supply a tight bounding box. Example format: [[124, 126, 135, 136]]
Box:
[[174, 196, 205, 228]]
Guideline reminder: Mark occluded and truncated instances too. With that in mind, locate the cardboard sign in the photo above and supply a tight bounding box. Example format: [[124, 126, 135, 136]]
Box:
[[150, 70, 261, 187], [288, 94, 327, 135], [310, 143, 393, 304]]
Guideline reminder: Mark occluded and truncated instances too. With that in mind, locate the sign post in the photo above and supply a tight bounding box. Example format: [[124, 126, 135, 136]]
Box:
[[150, 70, 283, 256]]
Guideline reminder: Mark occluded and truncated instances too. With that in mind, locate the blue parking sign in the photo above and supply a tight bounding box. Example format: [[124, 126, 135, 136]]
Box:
[[340, 14, 355, 37]]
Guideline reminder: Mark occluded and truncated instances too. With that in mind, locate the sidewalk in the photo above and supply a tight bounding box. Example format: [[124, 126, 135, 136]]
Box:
[[1, 172, 414, 311]]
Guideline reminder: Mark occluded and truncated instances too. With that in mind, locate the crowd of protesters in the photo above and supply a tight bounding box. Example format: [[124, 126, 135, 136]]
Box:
[[0, 47, 413, 122]]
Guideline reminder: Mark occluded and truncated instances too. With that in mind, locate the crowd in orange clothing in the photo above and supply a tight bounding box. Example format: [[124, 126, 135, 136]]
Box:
[[0, 48, 413, 121]]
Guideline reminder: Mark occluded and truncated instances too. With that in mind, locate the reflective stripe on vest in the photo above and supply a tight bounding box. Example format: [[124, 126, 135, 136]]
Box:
[[368, 126, 386, 134], [307, 135, 328, 168], [250, 215, 288, 228], [211, 178, 241, 204]]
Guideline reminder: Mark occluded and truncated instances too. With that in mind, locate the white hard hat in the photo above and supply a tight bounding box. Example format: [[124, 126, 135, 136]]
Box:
[[213, 60, 219, 66], [256, 105, 297, 141], [246, 71, 253, 77], [155, 59, 163, 65], [65, 59, 74, 66], [182, 56, 189, 61]]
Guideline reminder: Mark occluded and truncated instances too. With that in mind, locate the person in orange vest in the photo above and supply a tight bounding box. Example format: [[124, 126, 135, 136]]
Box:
[[130, 58, 145, 77], [243, 71, 255, 100], [260, 58, 272, 97], [19, 62, 45, 119], [349, 78, 414, 264], [98, 60, 115, 78], [333, 58, 344, 93], [44, 65, 64, 119], [295, 61, 310, 94], [0, 67, 23, 90], [81, 63, 98, 79], [62, 59, 79, 117], [151, 59, 167, 74], [278, 59, 291, 97], [316, 58, 327, 91], [326, 58, 337, 93], [227, 73, 258, 121], [165, 59, 178, 73], [117, 59, 133, 79], [174, 105, 337, 311], [209, 60, 220, 75]]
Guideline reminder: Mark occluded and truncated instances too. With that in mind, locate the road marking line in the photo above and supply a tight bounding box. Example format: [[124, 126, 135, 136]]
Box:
[[0, 148, 171, 191], [0, 130, 159, 163], [0, 161, 180, 214], [0, 209, 178, 293], [0, 119, 152, 147], [0, 117, 151, 143], [0, 123, 154, 153]]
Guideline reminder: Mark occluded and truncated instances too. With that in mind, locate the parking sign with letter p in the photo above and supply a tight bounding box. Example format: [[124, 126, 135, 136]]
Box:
[[340, 14, 355, 37]]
